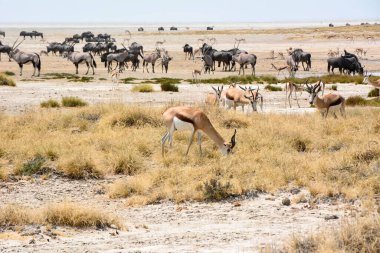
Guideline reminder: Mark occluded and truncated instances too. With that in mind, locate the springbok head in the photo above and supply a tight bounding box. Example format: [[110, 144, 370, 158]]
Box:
[[306, 81, 323, 105], [211, 85, 223, 99], [244, 86, 263, 112], [363, 71, 372, 84], [222, 129, 237, 155]]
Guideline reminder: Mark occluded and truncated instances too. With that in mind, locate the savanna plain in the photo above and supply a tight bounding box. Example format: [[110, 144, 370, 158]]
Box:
[[0, 23, 380, 252]]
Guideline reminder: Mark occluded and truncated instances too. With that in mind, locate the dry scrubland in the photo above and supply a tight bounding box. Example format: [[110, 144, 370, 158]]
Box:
[[0, 105, 379, 205]]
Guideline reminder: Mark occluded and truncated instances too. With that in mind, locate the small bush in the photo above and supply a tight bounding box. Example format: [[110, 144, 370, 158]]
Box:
[[152, 78, 181, 85], [292, 138, 308, 152], [202, 178, 232, 201], [98, 77, 107, 81], [346, 96, 380, 107], [265, 84, 282, 91], [16, 155, 48, 176], [221, 117, 249, 129], [368, 88, 379, 97], [110, 109, 162, 128], [61, 97, 87, 107], [3, 71, 15, 76], [0, 74, 16, 86], [161, 82, 179, 92], [132, 84, 154, 92], [331, 84, 337, 91], [40, 99, 60, 108], [44, 202, 121, 229], [59, 156, 102, 179], [121, 77, 137, 84], [113, 154, 143, 176]]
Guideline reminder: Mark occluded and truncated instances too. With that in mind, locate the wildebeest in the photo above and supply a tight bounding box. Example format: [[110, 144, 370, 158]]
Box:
[[19, 31, 33, 39], [138, 27, 144, 32], [64, 51, 97, 75], [143, 49, 161, 73], [31, 31, 43, 39], [286, 57, 298, 77], [9, 38, 41, 76], [81, 31, 94, 40], [183, 44, 194, 60], [0, 41, 12, 61], [232, 53, 257, 75], [207, 26, 214, 30], [213, 50, 233, 71], [158, 27, 164, 31], [290, 48, 311, 71], [170, 27, 178, 31], [129, 42, 144, 55], [202, 55, 214, 74], [327, 56, 363, 75], [0, 31, 5, 37]]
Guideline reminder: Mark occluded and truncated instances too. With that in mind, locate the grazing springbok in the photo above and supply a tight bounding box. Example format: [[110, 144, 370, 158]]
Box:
[[161, 106, 237, 156], [64, 51, 97, 75], [205, 86, 223, 106], [363, 72, 380, 100], [271, 63, 289, 76], [9, 38, 41, 77], [306, 81, 346, 119], [232, 53, 257, 76], [143, 49, 161, 73]]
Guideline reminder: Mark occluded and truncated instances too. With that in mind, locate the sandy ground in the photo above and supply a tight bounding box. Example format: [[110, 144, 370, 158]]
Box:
[[0, 25, 379, 252], [0, 176, 361, 253]]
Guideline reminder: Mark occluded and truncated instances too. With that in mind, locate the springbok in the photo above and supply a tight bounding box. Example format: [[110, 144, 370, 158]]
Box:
[[142, 49, 161, 73], [225, 85, 262, 112], [155, 40, 166, 48], [192, 68, 202, 83], [278, 52, 285, 59], [161, 106, 237, 156], [271, 63, 289, 76], [306, 81, 346, 119], [205, 86, 223, 105], [364, 35, 375, 44], [363, 72, 380, 100], [285, 82, 305, 108]]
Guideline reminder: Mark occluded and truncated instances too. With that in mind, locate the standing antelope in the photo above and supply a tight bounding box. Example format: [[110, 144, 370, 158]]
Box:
[[9, 38, 41, 77], [192, 68, 202, 83], [155, 40, 166, 48], [306, 81, 346, 119], [285, 82, 305, 108], [225, 85, 262, 112], [161, 106, 237, 156], [278, 52, 285, 59], [363, 72, 380, 100], [64, 51, 97, 75], [205, 86, 223, 105]]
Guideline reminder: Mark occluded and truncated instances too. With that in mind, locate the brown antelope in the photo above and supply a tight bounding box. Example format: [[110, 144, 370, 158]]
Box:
[[192, 68, 202, 83], [278, 52, 285, 59], [306, 81, 346, 119], [363, 72, 380, 100], [345, 35, 354, 43], [205, 86, 223, 105], [225, 85, 263, 112], [161, 106, 237, 156], [271, 63, 288, 76], [355, 48, 364, 56], [40, 50, 48, 56], [364, 35, 376, 44], [110, 69, 120, 83], [285, 82, 305, 108]]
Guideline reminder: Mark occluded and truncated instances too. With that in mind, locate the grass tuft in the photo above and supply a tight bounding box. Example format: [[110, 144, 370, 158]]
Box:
[[132, 84, 154, 92], [62, 97, 88, 107], [40, 99, 60, 108], [58, 155, 102, 179], [368, 88, 379, 97], [202, 178, 232, 201], [0, 73, 16, 86], [265, 84, 282, 91], [15, 155, 48, 176], [346, 96, 380, 107], [161, 82, 179, 92]]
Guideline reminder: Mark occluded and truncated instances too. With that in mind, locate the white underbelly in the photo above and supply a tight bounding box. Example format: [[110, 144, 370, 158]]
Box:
[[173, 117, 194, 131], [320, 104, 341, 112]]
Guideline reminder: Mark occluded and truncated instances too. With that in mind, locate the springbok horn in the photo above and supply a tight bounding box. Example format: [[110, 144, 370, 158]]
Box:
[[239, 85, 246, 91], [230, 129, 237, 149], [257, 85, 259, 91]]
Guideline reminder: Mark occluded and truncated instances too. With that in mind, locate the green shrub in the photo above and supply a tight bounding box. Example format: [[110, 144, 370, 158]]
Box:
[[3, 71, 15, 76], [0, 74, 16, 86], [61, 97, 87, 107], [265, 84, 282, 91], [121, 77, 137, 84], [203, 178, 232, 201], [331, 85, 337, 91], [17, 155, 48, 176], [40, 99, 60, 108], [346, 96, 380, 107], [161, 82, 179, 92], [132, 84, 154, 92], [368, 88, 379, 97]]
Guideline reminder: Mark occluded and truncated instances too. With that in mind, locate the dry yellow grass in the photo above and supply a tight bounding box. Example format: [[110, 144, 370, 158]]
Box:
[[0, 104, 379, 205], [0, 202, 122, 229], [282, 215, 380, 253]]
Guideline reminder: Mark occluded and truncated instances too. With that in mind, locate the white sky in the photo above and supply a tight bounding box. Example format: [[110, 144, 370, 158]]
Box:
[[0, 0, 379, 23]]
